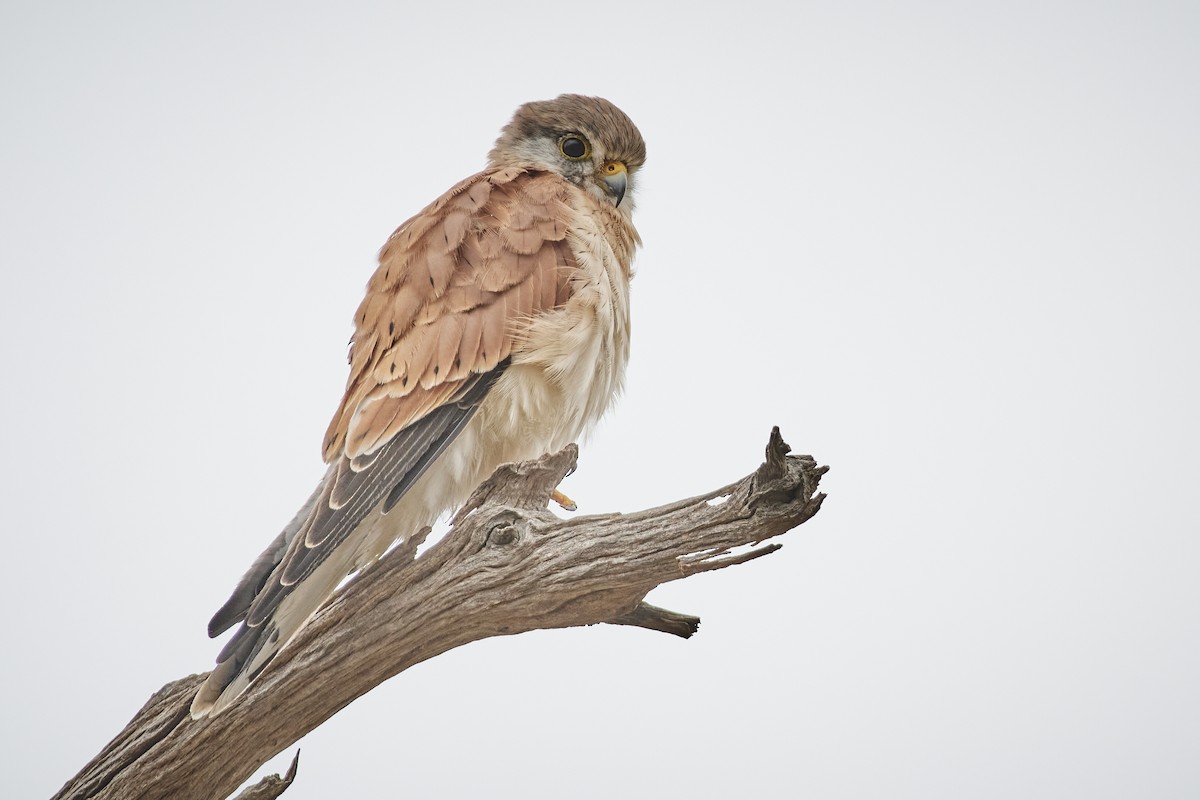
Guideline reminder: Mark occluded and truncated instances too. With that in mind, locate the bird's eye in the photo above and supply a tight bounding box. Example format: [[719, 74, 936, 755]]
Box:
[[559, 135, 589, 160]]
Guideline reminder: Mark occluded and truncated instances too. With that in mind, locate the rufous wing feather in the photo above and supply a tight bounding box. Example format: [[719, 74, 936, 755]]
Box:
[[323, 168, 574, 464]]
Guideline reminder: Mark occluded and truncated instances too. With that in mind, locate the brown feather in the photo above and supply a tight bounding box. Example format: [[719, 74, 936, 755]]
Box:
[[500, 226, 545, 255], [388, 285, 423, 336], [476, 229, 506, 263], [347, 380, 462, 458], [423, 247, 456, 294], [455, 309, 484, 379], [344, 392, 399, 457], [444, 283, 489, 314], [453, 178, 493, 212], [322, 169, 578, 463], [439, 210, 472, 252]]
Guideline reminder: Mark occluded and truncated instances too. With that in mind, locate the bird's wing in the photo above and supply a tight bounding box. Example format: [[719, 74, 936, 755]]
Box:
[[208, 166, 576, 638]]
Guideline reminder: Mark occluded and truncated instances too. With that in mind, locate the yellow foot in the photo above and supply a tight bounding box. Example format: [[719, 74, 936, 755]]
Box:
[[551, 488, 578, 512]]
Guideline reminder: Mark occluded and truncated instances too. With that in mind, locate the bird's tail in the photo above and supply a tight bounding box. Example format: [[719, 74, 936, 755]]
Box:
[[190, 544, 355, 718], [192, 368, 505, 718], [191, 472, 354, 719]]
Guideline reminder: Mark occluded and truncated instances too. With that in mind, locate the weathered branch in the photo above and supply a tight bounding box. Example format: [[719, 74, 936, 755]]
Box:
[[54, 426, 826, 800], [230, 752, 298, 800]]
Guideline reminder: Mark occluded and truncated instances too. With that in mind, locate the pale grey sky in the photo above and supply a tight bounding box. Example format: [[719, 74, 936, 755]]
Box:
[[3, 1, 1198, 798]]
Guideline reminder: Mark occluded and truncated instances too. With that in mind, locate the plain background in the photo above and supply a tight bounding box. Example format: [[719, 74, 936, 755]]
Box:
[[3, 1, 1197, 797]]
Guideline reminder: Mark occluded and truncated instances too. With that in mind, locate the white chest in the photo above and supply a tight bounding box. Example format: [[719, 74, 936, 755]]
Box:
[[480, 207, 633, 457]]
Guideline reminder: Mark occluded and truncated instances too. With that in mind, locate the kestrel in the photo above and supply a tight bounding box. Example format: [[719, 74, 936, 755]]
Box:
[[191, 95, 645, 718]]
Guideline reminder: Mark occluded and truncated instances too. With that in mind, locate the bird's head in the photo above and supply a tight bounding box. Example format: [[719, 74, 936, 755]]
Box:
[[488, 94, 646, 210]]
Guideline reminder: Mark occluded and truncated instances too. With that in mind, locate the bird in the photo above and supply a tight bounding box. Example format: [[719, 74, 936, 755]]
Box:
[[190, 95, 646, 718]]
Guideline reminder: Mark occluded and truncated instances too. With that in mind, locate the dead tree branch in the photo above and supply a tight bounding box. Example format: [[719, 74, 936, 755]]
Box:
[[54, 426, 827, 800]]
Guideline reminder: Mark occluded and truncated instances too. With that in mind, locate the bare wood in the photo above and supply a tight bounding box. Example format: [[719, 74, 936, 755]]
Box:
[[230, 752, 298, 800], [54, 427, 826, 800]]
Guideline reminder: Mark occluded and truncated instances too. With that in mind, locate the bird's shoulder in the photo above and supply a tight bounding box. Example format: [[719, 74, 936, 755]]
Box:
[[322, 167, 586, 462]]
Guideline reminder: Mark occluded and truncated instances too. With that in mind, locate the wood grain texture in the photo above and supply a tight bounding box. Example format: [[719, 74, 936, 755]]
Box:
[[54, 428, 826, 800]]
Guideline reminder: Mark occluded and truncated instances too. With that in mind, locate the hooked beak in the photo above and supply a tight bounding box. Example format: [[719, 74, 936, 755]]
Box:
[[600, 161, 628, 206]]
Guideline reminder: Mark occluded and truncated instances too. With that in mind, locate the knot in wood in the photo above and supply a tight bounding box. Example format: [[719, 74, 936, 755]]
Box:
[[481, 510, 526, 547]]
